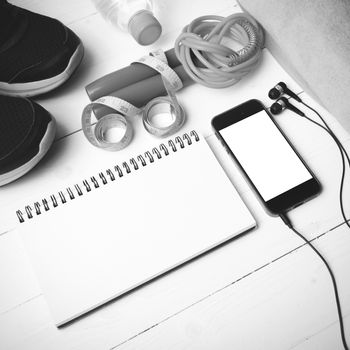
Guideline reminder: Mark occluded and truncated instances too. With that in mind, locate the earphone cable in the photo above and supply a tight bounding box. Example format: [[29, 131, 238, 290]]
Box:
[[280, 213, 349, 350], [300, 101, 350, 168], [299, 101, 350, 229], [269, 86, 349, 348]]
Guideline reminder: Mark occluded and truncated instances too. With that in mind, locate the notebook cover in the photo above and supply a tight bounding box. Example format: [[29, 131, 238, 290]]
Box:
[[18, 132, 256, 326]]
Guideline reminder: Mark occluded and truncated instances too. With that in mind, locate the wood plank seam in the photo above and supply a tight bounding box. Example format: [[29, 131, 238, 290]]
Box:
[[109, 226, 346, 349]]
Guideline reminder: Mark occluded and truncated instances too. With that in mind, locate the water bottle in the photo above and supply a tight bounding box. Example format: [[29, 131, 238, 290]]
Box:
[[92, 0, 162, 45]]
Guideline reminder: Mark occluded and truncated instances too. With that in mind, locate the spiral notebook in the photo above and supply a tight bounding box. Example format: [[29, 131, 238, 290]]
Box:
[[17, 131, 256, 326]]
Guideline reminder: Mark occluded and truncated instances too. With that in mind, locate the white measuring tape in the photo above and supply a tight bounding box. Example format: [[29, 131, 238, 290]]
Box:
[[82, 97, 137, 151], [82, 50, 185, 151]]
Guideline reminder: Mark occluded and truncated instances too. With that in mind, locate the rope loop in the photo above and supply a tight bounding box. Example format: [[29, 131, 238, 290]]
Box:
[[174, 13, 264, 88]]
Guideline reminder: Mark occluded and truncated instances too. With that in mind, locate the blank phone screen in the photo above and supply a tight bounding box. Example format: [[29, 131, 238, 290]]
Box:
[[219, 110, 312, 201]]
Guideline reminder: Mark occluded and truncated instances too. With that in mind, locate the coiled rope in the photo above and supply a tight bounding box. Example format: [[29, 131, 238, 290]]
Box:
[[174, 13, 264, 88]]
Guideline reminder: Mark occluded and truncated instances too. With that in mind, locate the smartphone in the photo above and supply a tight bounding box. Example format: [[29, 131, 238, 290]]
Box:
[[211, 99, 320, 215]]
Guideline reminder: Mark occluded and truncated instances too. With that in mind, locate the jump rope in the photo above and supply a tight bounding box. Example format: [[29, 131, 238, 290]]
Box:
[[82, 12, 349, 348], [82, 12, 264, 150]]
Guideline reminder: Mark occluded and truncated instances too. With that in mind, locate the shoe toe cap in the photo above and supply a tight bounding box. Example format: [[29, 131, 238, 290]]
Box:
[[0, 96, 55, 177], [0, 5, 83, 89], [7, 25, 82, 84]]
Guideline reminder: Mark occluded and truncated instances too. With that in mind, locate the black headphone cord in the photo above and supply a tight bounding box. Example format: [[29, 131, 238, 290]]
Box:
[[279, 100, 349, 349], [280, 213, 349, 350], [296, 100, 349, 229]]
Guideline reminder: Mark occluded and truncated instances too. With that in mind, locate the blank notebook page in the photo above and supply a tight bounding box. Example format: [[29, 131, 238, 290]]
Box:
[[19, 132, 256, 326]]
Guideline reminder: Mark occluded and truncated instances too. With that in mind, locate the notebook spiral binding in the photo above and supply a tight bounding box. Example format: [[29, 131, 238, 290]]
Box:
[[16, 131, 200, 223]]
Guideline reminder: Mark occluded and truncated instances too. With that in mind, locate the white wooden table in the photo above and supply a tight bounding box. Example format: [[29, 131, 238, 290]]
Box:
[[1, 1, 349, 349]]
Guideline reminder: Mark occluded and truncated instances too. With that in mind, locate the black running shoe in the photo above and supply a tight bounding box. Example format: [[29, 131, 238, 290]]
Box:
[[0, 1, 84, 97], [0, 95, 56, 186]]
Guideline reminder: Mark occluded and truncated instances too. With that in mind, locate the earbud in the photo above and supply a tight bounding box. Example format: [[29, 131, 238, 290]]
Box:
[[268, 82, 302, 103], [270, 97, 305, 117]]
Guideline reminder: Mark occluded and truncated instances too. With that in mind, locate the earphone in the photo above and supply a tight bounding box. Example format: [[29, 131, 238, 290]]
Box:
[[268, 82, 350, 350], [268, 81, 349, 229], [270, 96, 305, 117], [268, 81, 302, 102], [269, 82, 305, 116]]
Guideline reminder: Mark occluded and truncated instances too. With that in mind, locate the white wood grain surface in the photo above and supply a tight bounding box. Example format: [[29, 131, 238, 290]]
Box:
[[1, 0, 349, 349]]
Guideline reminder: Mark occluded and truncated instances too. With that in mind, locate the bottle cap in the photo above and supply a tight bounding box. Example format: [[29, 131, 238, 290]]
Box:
[[128, 10, 162, 46]]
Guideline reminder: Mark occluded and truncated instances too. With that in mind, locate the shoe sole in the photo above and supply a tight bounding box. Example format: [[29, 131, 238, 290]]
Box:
[[0, 118, 56, 186], [0, 43, 84, 97]]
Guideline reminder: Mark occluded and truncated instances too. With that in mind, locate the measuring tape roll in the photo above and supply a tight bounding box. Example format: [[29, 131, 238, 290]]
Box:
[[82, 50, 185, 150], [136, 50, 185, 138], [82, 97, 137, 151], [142, 95, 185, 138]]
